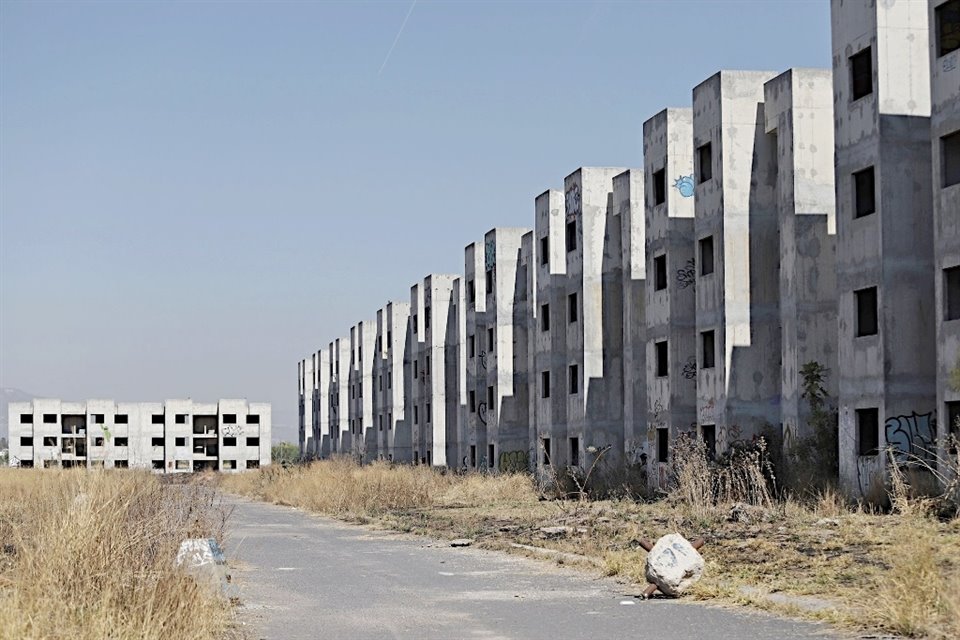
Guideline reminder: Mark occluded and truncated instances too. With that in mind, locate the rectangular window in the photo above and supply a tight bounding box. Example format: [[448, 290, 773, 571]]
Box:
[[850, 47, 873, 101], [426, 355, 431, 376], [115, 414, 128, 424], [853, 166, 876, 218], [424, 306, 431, 330], [388, 412, 392, 429], [378, 415, 384, 431], [387, 330, 392, 348], [414, 359, 419, 379], [487, 386, 494, 412], [247, 415, 260, 425], [938, 0, 960, 57], [469, 390, 476, 413], [487, 327, 494, 352], [175, 437, 186, 447], [379, 376, 383, 391], [223, 437, 237, 446], [701, 330, 716, 369], [247, 436, 259, 446], [20, 414, 33, 424], [855, 287, 879, 337], [540, 236, 549, 265], [568, 293, 578, 323], [657, 428, 669, 463], [655, 340, 669, 377], [946, 401, 960, 453], [543, 437, 551, 464], [94, 437, 104, 447], [699, 235, 714, 276], [412, 315, 418, 334], [152, 460, 164, 470], [566, 220, 577, 252], [43, 414, 56, 424], [697, 142, 712, 183], [470, 445, 477, 468], [151, 437, 164, 447], [414, 405, 419, 425], [701, 424, 716, 461], [468, 335, 475, 358], [570, 437, 580, 467], [857, 408, 880, 456], [246, 459, 261, 469], [485, 269, 493, 295], [943, 130, 960, 188], [175, 414, 187, 424], [654, 254, 667, 291], [43, 436, 56, 447], [488, 444, 495, 468], [426, 403, 432, 423], [568, 364, 578, 394], [114, 460, 129, 469], [652, 168, 666, 205], [91, 414, 104, 424], [388, 372, 393, 389], [20, 436, 33, 446], [467, 280, 476, 304], [541, 304, 550, 331], [946, 267, 960, 321], [223, 414, 237, 424], [114, 437, 128, 447], [541, 371, 551, 399]]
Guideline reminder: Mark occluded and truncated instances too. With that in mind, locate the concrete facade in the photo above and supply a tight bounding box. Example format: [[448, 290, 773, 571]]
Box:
[[832, 0, 937, 495], [693, 71, 782, 456], [931, 0, 960, 459], [9, 399, 271, 471], [298, 358, 314, 456], [643, 108, 697, 491], [373, 301, 411, 462]]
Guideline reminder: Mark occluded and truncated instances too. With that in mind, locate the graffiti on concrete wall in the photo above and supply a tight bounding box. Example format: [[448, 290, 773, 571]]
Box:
[[477, 402, 488, 426], [673, 175, 695, 198], [479, 350, 488, 370], [223, 425, 243, 438], [676, 259, 696, 290], [565, 183, 581, 217], [699, 398, 715, 424], [681, 356, 697, 380], [885, 411, 937, 463], [499, 449, 529, 473], [485, 240, 496, 271]]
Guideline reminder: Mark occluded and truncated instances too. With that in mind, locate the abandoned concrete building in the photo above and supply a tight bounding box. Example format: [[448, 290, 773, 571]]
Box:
[[9, 399, 271, 471], [298, 0, 960, 497]]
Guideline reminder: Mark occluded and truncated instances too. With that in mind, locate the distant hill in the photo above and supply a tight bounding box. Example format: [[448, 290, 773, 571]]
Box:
[[0, 388, 37, 440]]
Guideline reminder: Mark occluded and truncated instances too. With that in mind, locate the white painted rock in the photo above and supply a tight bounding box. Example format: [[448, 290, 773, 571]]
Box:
[[644, 533, 704, 597], [176, 538, 232, 597]]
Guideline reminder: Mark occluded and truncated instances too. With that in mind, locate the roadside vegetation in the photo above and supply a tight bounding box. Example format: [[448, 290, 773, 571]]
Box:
[[0, 469, 232, 640]]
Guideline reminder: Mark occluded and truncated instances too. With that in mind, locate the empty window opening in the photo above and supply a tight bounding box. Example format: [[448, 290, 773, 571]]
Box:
[[223, 460, 237, 470], [223, 414, 237, 424], [487, 386, 495, 413], [379, 415, 383, 431], [701, 330, 716, 369], [424, 306, 431, 329], [247, 436, 260, 446], [938, 0, 960, 56], [857, 408, 880, 456], [653, 168, 666, 205], [541, 304, 550, 331], [91, 414, 104, 424], [566, 220, 577, 252], [426, 355, 432, 375], [152, 414, 164, 425], [247, 413, 260, 424], [540, 236, 549, 265], [470, 445, 477, 467], [486, 269, 494, 294], [853, 166, 876, 218], [855, 287, 879, 337], [20, 414, 33, 424], [114, 460, 129, 469], [43, 436, 57, 447], [467, 280, 476, 304], [697, 143, 712, 183], [657, 428, 669, 463], [43, 414, 56, 424], [654, 254, 667, 291], [152, 460, 164, 470], [470, 390, 477, 413], [93, 437, 105, 447], [487, 327, 494, 352], [943, 130, 960, 188], [541, 371, 551, 398], [569, 364, 579, 395], [947, 401, 960, 454], [247, 459, 260, 469], [426, 403, 432, 424], [655, 340, 669, 377], [412, 314, 418, 334], [175, 414, 188, 424], [223, 437, 237, 446], [115, 437, 128, 447], [115, 414, 128, 424], [568, 292, 578, 323], [946, 267, 960, 321], [699, 235, 715, 276], [414, 359, 419, 379], [151, 437, 164, 447], [468, 335, 476, 358], [570, 437, 580, 467], [850, 47, 873, 101], [543, 437, 552, 465], [488, 444, 495, 468], [414, 405, 419, 425], [175, 437, 187, 447], [701, 424, 717, 461]]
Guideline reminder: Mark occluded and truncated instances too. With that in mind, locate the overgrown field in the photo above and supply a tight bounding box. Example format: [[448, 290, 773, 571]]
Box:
[[223, 456, 960, 639], [0, 469, 232, 640]]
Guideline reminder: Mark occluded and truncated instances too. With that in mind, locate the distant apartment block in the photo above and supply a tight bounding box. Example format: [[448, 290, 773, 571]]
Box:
[[9, 399, 270, 471]]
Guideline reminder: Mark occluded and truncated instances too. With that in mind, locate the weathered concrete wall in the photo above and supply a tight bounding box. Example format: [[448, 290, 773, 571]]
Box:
[[8, 399, 271, 471], [832, 0, 935, 495], [328, 337, 351, 455], [298, 359, 312, 456], [693, 70, 782, 454], [373, 301, 410, 462], [314, 349, 331, 458], [643, 108, 698, 491], [763, 68, 838, 448]]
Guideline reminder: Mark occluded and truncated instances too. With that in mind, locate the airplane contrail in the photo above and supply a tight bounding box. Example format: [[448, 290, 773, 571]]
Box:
[[378, 0, 417, 76]]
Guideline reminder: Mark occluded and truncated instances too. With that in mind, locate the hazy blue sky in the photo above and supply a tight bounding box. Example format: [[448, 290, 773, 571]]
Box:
[[0, 1, 831, 442]]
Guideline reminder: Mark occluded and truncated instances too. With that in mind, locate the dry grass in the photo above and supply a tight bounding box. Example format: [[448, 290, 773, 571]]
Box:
[[225, 457, 960, 639], [0, 469, 233, 640]]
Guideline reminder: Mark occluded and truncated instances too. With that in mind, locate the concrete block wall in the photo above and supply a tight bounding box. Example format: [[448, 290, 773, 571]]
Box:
[[9, 399, 271, 471], [643, 108, 697, 492]]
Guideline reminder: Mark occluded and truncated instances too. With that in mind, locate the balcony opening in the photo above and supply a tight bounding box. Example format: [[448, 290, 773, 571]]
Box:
[[194, 415, 218, 436]]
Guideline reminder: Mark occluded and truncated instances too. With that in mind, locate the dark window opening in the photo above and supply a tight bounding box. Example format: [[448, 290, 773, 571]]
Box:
[[653, 168, 666, 205], [247, 436, 260, 446], [487, 327, 494, 352], [470, 445, 477, 468], [543, 437, 552, 464], [699, 235, 714, 276], [654, 254, 667, 291], [152, 414, 164, 424], [43, 414, 56, 424], [20, 414, 32, 424], [469, 390, 476, 413], [937, 0, 960, 57], [657, 428, 669, 463], [43, 436, 56, 447], [569, 364, 578, 395], [568, 293, 578, 323], [175, 414, 187, 424], [20, 436, 33, 446], [541, 371, 551, 399], [485, 269, 493, 295], [175, 437, 187, 447], [697, 143, 712, 183], [857, 408, 880, 456], [570, 437, 580, 467], [541, 304, 550, 331], [414, 405, 419, 425], [701, 424, 716, 461], [114, 460, 129, 469], [426, 403, 432, 424], [702, 330, 716, 369], [91, 414, 104, 424], [467, 280, 475, 304], [943, 130, 960, 188], [487, 386, 495, 413], [468, 335, 475, 357], [223, 437, 237, 446], [855, 286, 879, 337], [540, 236, 549, 265], [152, 460, 164, 470], [488, 444, 495, 468], [853, 166, 876, 218], [946, 401, 960, 454], [850, 47, 873, 101], [947, 267, 960, 321], [115, 414, 128, 424], [151, 437, 164, 447], [566, 220, 577, 252], [247, 459, 260, 470], [223, 414, 237, 424], [115, 437, 128, 447], [424, 306, 431, 329], [655, 340, 669, 377]]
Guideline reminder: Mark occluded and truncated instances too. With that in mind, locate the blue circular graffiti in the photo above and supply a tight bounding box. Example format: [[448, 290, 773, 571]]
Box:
[[674, 175, 695, 198]]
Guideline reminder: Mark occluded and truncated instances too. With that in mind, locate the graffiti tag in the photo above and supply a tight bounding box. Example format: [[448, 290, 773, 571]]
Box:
[[681, 356, 697, 380], [676, 259, 696, 290], [673, 175, 695, 197], [885, 411, 937, 463], [477, 402, 488, 426], [499, 450, 529, 473]]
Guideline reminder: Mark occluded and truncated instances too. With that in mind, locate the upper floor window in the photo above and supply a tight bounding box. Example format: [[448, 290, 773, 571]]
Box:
[[942, 130, 960, 188], [853, 166, 876, 218], [485, 269, 493, 295], [945, 266, 960, 321], [541, 304, 550, 332], [697, 143, 712, 183], [855, 286, 879, 337], [652, 168, 666, 205], [566, 220, 577, 252], [850, 47, 873, 101], [699, 236, 715, 276], [937, 0, 960, 57], [539, 236, 549, 265], [467, 280, 476, 304], [654, 254, 667, 291]]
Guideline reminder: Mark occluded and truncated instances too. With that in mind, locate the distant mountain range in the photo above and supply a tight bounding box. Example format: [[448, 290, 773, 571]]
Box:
[[0, 388, 37, 440]]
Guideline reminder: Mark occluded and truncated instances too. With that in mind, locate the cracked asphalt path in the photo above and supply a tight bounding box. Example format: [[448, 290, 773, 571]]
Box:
[[227, 496, 840, 640]]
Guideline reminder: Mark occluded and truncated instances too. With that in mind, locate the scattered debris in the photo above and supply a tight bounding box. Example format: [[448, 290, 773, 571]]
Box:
[[640, 534, 706, 598], [539, 526, 572, 538], [449, 538, 474, 547]]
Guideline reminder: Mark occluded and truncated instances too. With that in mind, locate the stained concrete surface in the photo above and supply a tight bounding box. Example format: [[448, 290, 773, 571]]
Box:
[[227, 497, 842, 640]]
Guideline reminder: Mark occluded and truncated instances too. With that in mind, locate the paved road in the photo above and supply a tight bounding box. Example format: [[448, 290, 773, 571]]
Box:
[[227, 497, 839, 640]]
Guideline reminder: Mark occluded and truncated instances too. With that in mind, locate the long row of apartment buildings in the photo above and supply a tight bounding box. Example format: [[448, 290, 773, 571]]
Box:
[[298, 0, 960, 495]]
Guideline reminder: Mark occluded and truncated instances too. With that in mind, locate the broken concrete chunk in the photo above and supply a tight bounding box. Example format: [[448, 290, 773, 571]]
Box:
[[449, 538, 474, 547], [644, 533, 705, 597], [539, 526, 572, 538], [176, 538, 233, 597]]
